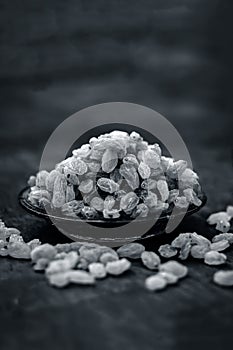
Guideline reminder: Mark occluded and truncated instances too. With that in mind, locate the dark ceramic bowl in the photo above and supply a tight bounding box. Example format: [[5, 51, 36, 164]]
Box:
[[19, 187, 207, 246]]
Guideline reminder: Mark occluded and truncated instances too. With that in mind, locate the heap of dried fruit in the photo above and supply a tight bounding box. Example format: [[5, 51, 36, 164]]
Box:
[[27, 130, 203, 220], [0, 219, 41, 259], [145, 260, 188, 291], [207, 205, 233, 232], [32, 241, 133, 287], [158, 231, 233, 265]]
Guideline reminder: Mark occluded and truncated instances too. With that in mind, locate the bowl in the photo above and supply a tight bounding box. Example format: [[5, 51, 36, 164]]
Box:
[[18, 187, 207, 246]]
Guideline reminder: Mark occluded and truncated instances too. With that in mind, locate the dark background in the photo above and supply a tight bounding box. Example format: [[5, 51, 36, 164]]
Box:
[[0, 1, 233, 349]]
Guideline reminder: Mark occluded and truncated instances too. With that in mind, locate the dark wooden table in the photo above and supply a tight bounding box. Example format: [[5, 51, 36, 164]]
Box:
[[0, 1, 233, 349]]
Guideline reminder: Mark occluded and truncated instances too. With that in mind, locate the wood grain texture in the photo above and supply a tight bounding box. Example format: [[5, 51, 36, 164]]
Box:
[[0, 1, 233, 350]]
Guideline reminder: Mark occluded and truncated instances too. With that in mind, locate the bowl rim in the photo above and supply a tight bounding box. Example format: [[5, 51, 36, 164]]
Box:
[[18, 186, 207, 224]]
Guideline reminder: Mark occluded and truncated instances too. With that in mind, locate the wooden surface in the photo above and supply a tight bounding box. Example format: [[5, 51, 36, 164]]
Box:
[[0, 1, 233, 349]]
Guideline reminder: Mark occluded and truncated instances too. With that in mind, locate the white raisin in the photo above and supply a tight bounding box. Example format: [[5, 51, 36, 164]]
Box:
[[119, 163, 139, 190], [106, 258, 131, 275], [131, 203, 149, 218], [141, 251, 161, 270], [183, 188, 202, 207], [88, 162, 101, 173], [213, 270, 233, 287], [28, 175, 36, 187], [66, 185, 75, 202], [36, 170, 49, 188], [141, 179, 157, 190], [5, 227, 21, 236], [207, 212, 230, 225], [9, 234, 24, 243], [149, 143, 161, 156], [8, 242, 31, 259], [27, 239, 41, 251], [102, 149, 118, 173], [52, 174, 67, 208], [179, 242, 192, 260], [103, 209, 121, 219], [72, 144, 91, 158], [174, 196, 189, 209], [123, 154, 139, 168], [190, 232, 211, 247], [157, 179, 169, 202], [142, 149, 160, 169], [48, 272, 70, 288], [45, 170, 61, 192], [216, 220, 230, 233], [90, 197, 104, 211], [226, 205, 233, 218], [70, 158, 88, 175], [81, 206, 98, 219], [97, 178, 119, 194], [158, 244, 178, 258], [99, 252, 119, 264], [110, 168, 122, 184], [120, 192, 139, 213], [190, 245, 210, 259], [143, 191, 158, 208], [0, 240, 5, 249], [46, 251, 79, 275], [117, 243, 145, 259], [159, 260, 188, 279], [104, 196, 116, 210], [130, 131, 142, 142], [79, 179, 94, 194], [204, 251, 226, 266], [179, 168, 199, 188], [168, 189, 179, 203], [34, 258, 49, 271], [79, 245, 101, 263], [145, 275, 167, 291], [157, 271, 179, 285], [88, 262, 107, 279], [31, 244, 57, 262], [210, 240, 230, 252], [171, 233, 191, 248], [77, 258, 89, 270], [138, 162, 151, 179], [212, 233, 233, 244]]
